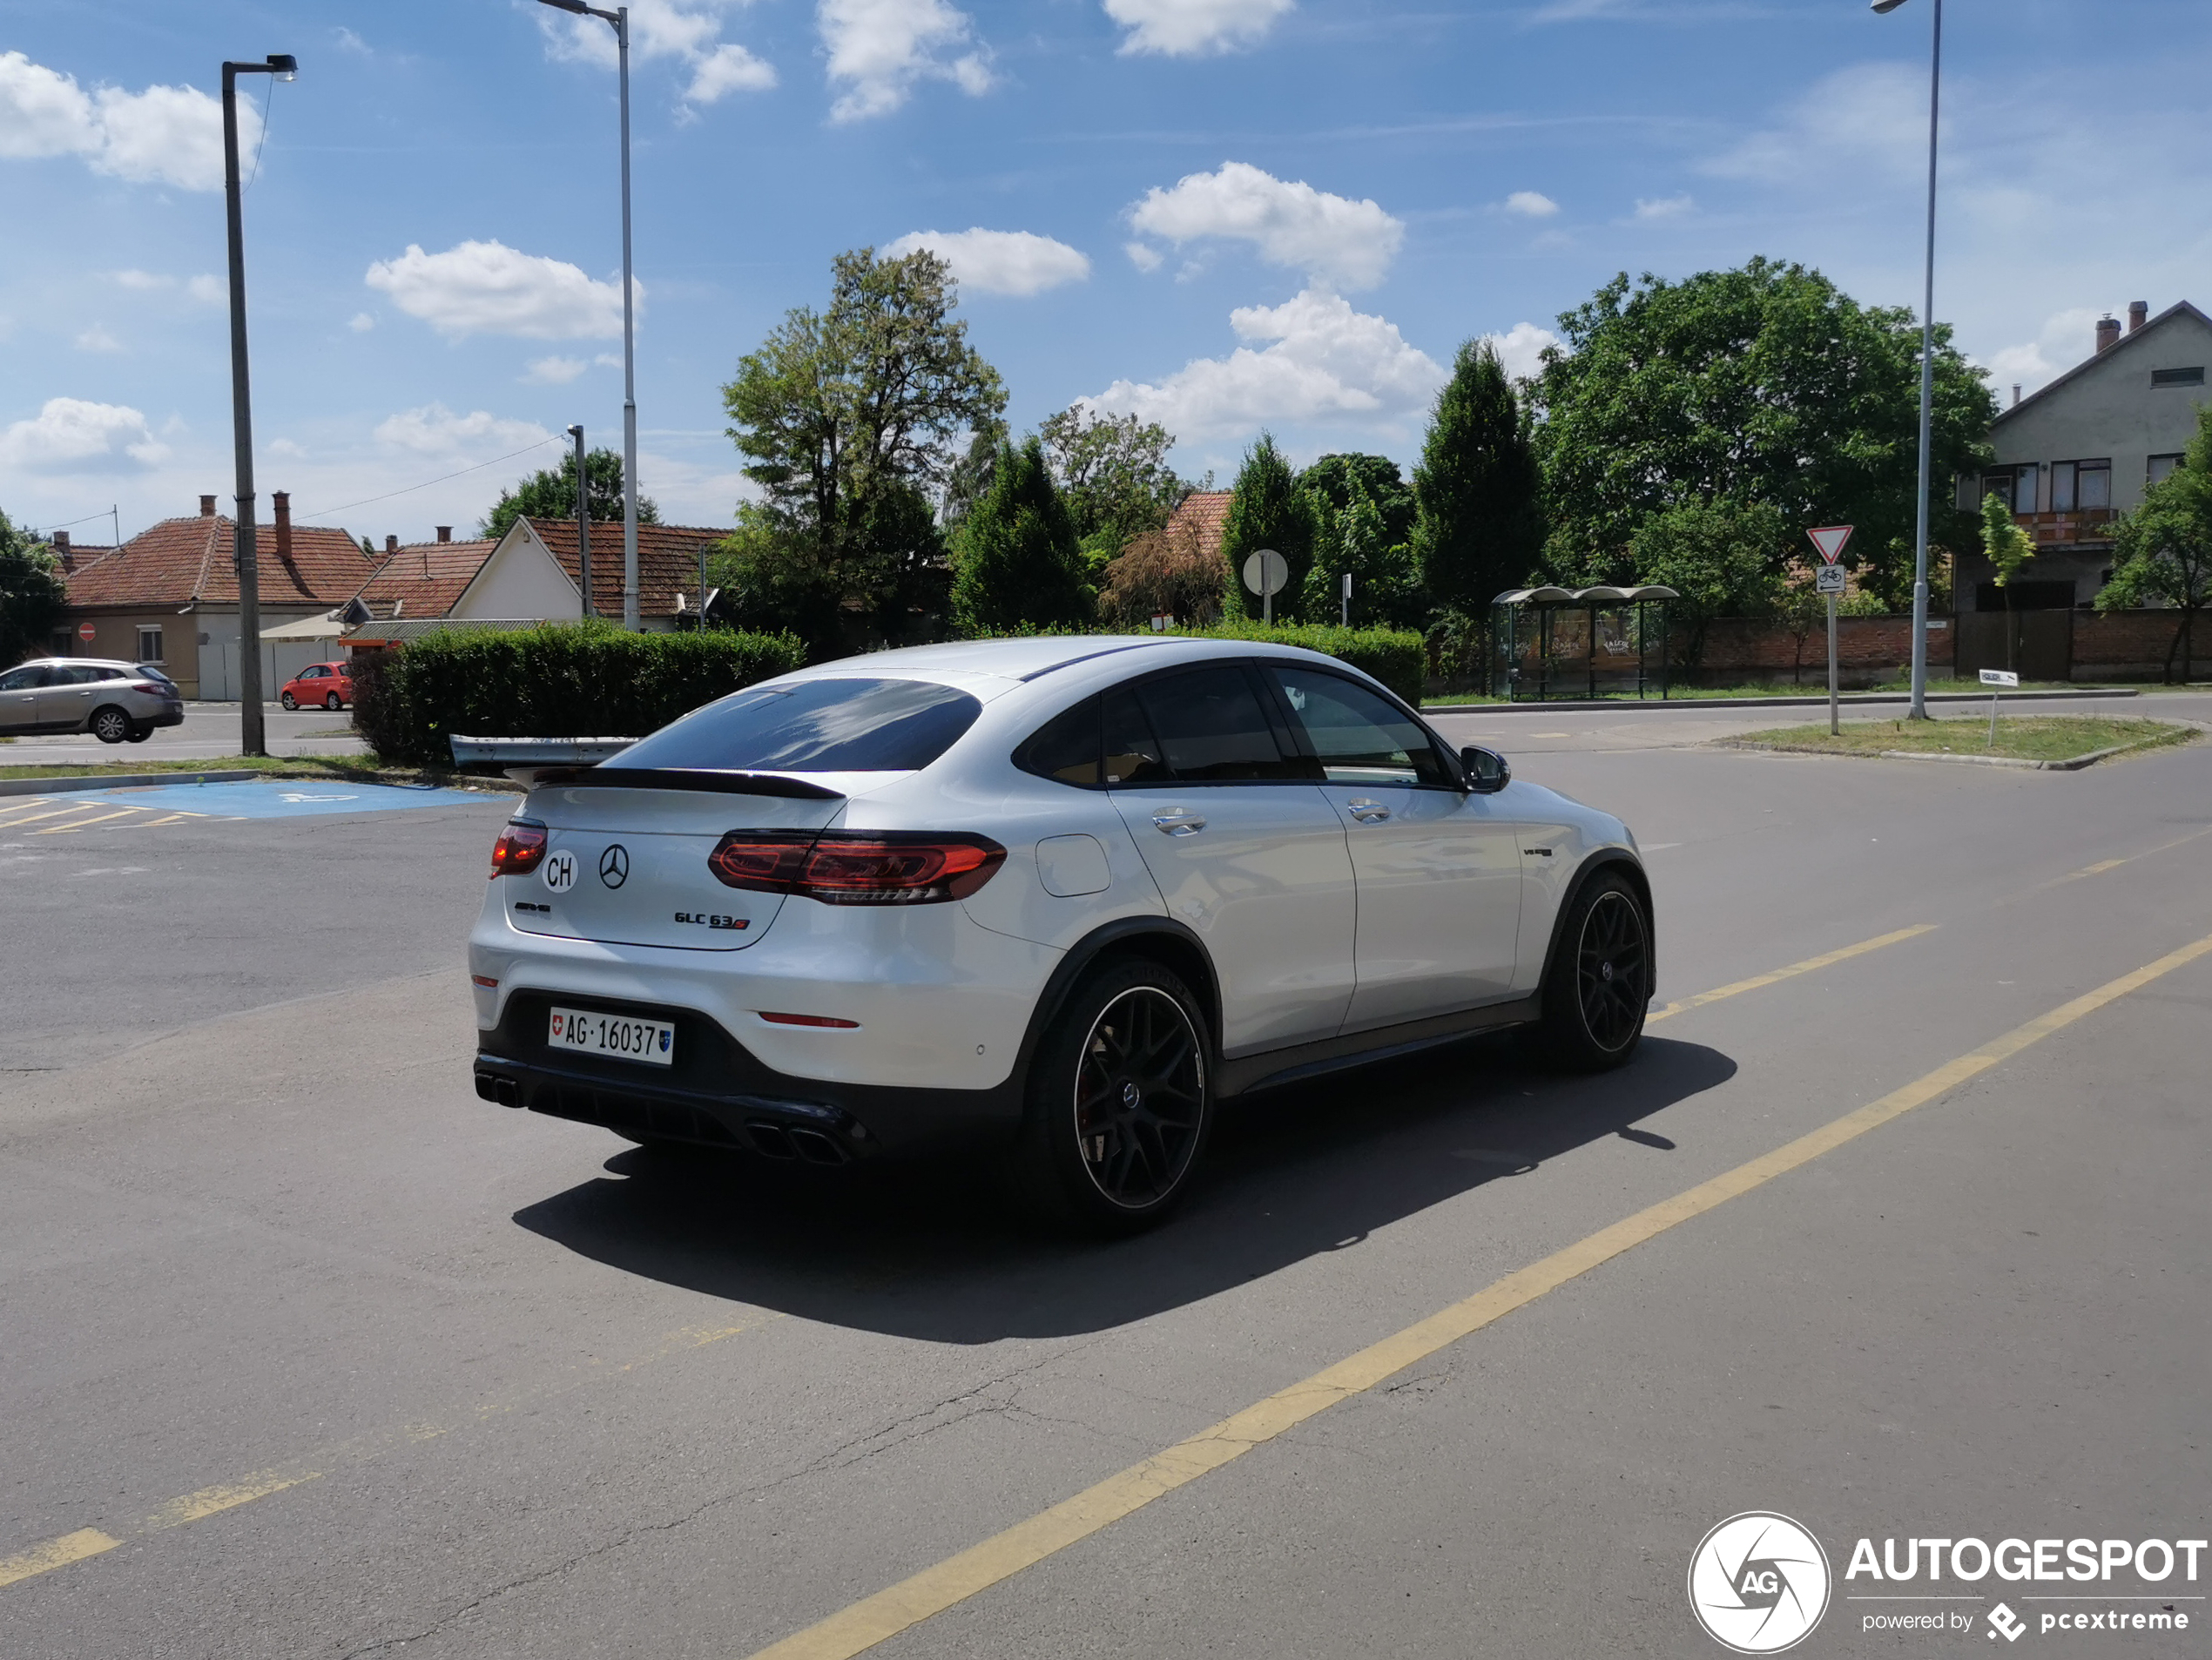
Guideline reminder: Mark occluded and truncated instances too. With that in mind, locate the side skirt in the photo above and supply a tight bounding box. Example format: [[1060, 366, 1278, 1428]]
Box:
[[1217, 995, 1541, 1098]]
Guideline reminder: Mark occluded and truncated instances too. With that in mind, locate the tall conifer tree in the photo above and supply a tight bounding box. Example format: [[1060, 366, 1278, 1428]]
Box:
[[949, 436, 1091, 634], [1219, 432, 1317, 622], [1413, 340, 1544, 613]]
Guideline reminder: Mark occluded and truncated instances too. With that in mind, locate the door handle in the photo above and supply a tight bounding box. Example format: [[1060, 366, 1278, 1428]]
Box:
[[1150, 809, 1205, 836], [1346, 799, 1392, 823]]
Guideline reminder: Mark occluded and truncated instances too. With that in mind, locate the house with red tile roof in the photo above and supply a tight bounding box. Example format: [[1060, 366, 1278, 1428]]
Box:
[[1163, 489, 1232, 568], [344, 528, 499, 626], [59, 493, 374, 698]]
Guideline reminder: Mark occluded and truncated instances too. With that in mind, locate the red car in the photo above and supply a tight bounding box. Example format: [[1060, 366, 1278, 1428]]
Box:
[[280, 661, 354, 711]]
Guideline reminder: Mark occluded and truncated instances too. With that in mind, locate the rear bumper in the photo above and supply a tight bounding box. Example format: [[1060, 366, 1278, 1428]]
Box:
[[146, 704, 185, 729], [474, 987, 1025, 1162]]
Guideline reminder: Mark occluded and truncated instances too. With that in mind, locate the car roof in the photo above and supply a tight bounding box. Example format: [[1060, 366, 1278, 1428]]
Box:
[[775, 633, 1367, 691], [15, 657, 141, 671]]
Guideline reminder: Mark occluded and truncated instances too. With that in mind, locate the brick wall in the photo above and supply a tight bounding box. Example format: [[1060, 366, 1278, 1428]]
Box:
[[2072, 609, 2209, 678], [1696, 615, 1941, 685]]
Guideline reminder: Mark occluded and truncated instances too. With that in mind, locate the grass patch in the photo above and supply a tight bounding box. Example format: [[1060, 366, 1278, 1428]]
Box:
[[0, 752, 516, 790], [1724, 715, 2196, 764], [1422, 674, 2099, 707]]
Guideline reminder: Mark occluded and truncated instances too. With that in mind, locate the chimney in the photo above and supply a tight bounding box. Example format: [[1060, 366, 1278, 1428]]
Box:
[[199, 494, 218, 517], [53, 530, 72, 570], [273, 490, 293, 563], [2128, 300, 2149, 334], [2095, 314, 2121, 354], [385, 535, 399, 556], [2012, 384, 2021, 408], [435, 525, 452, 543]]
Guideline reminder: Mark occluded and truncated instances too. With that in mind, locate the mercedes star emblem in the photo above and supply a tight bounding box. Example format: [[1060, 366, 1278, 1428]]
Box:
[[598, 844, 631, 888]]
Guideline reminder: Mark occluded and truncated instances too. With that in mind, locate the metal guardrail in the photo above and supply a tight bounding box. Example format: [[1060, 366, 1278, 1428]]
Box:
[[448, 735, 637, 767]]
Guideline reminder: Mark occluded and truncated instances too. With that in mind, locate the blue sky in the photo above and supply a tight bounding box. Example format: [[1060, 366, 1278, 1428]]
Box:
[[3, 0, 2209, 548]]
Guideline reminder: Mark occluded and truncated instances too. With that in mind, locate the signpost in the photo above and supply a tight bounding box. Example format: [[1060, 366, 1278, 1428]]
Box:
[[1242, 548, 1289, 625], [1979, 666, 2018, 748], [1808, 526, 1853, 735], [78, 622, 97, 644]]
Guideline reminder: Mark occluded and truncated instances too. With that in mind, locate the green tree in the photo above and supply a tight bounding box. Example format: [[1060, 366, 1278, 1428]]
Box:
[[1219, 432, 1317, 622], [1978, 488, 2037, 671], [1530, 260, 1994, 605], [1412, 341, 1544, 612], [1303, 476, 1421, 628], [949, 437, 1090, 635], [2096, 406, 2212, 682], [1040, 406, 1188, 555], [719, 246, 1007, 656], [1303, 453, 1415, 549], [0, 510, 68, 667], [1632, 500, 1788, 676], [481, 449, 658, 540]]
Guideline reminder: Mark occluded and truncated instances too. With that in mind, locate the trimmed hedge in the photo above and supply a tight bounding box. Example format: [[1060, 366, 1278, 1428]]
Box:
[[354, 622, 806, 766], [1196, 619, 1427, 705]]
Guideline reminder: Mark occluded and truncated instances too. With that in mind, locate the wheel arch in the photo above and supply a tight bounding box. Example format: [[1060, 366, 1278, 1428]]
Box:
[[1010, 916, 1223, 1092], [1536, 850, 1656, 1006], [88, 701, 136, 737]]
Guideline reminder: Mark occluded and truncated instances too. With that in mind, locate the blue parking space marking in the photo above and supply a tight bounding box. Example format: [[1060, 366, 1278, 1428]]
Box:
[[57, 780, 493, 820]]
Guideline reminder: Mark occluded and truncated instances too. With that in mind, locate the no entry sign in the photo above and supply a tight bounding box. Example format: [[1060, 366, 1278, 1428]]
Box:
[[78, 623, 96, 643]]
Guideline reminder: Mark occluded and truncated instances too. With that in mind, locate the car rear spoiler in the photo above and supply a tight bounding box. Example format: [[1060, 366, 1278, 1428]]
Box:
[[525, 766, 846, 801]]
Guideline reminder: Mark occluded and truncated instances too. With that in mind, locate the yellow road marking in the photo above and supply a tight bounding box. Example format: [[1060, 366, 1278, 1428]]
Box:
[[34, 806, 146, 834], [1646, 923, 1936, 1023], [2046, 826, 2212, 887], [0, 1528, 121, 1588], [0, 1319, 764, 1591], [0, 803, 105, 829], [745, 928, 2212, 1660]]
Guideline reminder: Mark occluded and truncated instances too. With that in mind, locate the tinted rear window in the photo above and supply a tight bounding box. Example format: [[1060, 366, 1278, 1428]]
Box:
[[1134, 665, 1306, 783], [608, 678, 983, 773]]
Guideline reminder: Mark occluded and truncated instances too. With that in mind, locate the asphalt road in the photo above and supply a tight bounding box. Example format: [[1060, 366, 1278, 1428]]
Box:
[[2, 702, 368, 768], [3, 727, 2208, 1658]]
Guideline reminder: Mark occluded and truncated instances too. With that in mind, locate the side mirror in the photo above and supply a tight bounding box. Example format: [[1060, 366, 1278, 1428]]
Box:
[[1461, 746, 1510, 793]]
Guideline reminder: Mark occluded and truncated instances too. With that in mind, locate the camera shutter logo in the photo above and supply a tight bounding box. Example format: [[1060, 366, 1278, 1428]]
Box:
[[1688, 1512, 1831, 1653], [598, 844, 630, 889], [542, 850, 577, 893]]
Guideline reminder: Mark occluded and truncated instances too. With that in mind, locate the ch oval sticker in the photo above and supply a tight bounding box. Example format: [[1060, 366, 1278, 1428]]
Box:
[[541, 849, 577, 893]]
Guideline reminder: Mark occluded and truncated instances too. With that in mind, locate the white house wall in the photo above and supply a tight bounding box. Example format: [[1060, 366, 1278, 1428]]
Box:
[[1987, 312, 2212, 512], [451, 525, 583, 622], [194, 613, 328, 702]]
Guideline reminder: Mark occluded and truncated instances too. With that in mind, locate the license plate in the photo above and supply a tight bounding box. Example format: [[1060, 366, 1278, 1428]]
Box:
[[548, 1007, 676, 1066]]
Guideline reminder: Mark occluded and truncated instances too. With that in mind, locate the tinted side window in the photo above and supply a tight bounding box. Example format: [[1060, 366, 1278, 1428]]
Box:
[[1015, 696, 1101, 786], [1270, 666, 1453, 787], [1102, 686, 1170, 786], [0, 667, 38, 692], [1133, 665, 1305, 783]]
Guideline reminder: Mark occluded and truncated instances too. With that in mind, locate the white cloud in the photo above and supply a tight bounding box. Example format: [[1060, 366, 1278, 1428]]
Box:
[[541, 2, 775, 107], [523, 355, 591, 385], [1125, 241, 1163, 273], [347, 312, 376, 334], [1504, 190, 1560, 219], [1129, 162, 1405, 292], [268, 437, 309, 458], [1981, 308, 2103, 395], [0, 51, 251, 192], [1085, 286, 1443, 440], [0, 398, 167, 470], [113, 269, 169, 291], [185, 274, 225, 305], [1634, 193, 1694, 220], [1483, 321, 1561, 382], [373, 404, 554, 458], [364, 240, 636, 341], [685, 43, 777, 102], [1706, 63, 1928, 186], [819, 0, 992, 123], [1103, 0, 1293, 57], [594, 353, 624, 368], [75, 325, 123, 353], [334, 27, 371, 55], [882, 228, 1089, 296]]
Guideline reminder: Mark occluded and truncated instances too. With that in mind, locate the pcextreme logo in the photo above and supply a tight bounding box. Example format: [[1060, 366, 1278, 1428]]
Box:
[[1689, 1512, 1832, 1653]]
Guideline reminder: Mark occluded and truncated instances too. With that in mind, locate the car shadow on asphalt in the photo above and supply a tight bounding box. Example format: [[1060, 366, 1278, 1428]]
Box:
[[509, 1033, 1736, 1342]]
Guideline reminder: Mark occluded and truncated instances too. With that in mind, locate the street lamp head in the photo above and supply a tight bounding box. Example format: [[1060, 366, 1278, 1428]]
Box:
[[567, 424, 584, 440], [536, 0, 591, 12], [267, 53, 298, 80], [1870, 0, 1911, 11]]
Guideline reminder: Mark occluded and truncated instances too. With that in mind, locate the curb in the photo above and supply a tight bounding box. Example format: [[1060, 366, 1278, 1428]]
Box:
[[1425, 687, 2143, 714], [0, 769, 260, 797], [1722, 725, 2200, 772]]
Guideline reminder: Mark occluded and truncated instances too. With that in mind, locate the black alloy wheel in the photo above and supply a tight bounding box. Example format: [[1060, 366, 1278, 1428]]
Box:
[[91, 705, 133, 745], [280, 692, 299, 710], [1012, 960, 1212, 1233], [1536, 871, 1649, 1071], [325, 692, 343, 711]]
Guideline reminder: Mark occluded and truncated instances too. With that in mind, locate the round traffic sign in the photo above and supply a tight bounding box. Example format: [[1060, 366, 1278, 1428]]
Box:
[[78, 622, 97, 643], [1241, 548, 1288, 598]]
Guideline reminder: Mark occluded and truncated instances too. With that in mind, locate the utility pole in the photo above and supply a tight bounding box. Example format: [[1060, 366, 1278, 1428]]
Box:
[[570, 424, 592, 617], [220, 52, 295, 757]]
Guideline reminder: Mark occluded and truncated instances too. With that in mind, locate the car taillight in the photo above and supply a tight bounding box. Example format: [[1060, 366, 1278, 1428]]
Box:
[[490, 820, 549, 878], [708, 831, 1004, 905]]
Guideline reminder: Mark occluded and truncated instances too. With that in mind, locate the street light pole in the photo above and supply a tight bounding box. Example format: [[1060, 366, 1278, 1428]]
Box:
[[538, 0, 638, 630], [569, 423, 592, 617], [219, 52, 295, 759], [1874, 0, 1942, 719]]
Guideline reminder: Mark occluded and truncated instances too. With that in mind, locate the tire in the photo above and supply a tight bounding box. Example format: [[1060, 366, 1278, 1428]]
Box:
[[280, 692, 299, 710], [1535, 870, 1651, 1072], [325, 692, 343, 711], [126, 726, 152, 744], [1008, 958, 1213, 1235], [91, 705, 134, 745]]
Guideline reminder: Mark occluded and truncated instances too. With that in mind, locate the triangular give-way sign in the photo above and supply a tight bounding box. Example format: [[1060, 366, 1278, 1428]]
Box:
[[1807, 525, 1853, 564]]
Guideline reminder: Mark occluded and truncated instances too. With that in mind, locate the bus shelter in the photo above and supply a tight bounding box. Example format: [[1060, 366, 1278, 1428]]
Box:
[[1491, 584, 1679, 702]]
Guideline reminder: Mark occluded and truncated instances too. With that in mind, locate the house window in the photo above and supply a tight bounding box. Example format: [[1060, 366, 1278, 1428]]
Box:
[[1982, 467, 2036, 514], [137, 625, 164, 664], [2149, 367, 2205, 388], [2148, 453, 2186, 487], [2054, 459, 2110, 512]]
